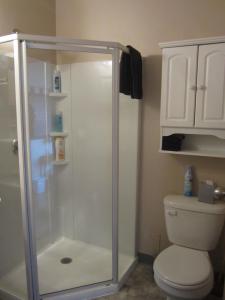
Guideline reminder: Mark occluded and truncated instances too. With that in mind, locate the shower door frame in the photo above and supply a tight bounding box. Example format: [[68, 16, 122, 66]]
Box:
[[10, 33, 132, 300]]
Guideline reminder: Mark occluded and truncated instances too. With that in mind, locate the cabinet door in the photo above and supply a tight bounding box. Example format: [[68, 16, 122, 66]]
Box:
[[160, 46, 198, 127], [195, 43, 225, 129]]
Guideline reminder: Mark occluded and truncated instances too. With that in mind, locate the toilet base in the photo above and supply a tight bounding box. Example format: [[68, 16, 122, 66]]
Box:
[[167, 297, 185, 300], [166, 296, 206, 300]]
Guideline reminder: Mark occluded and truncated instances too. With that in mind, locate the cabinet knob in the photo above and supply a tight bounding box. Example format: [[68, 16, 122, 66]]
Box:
[[198, 85, 207, 90], [189, 85, 197, 91]]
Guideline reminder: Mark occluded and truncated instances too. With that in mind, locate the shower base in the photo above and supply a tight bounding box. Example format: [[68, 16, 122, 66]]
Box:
[[0, 237, 134, 300]]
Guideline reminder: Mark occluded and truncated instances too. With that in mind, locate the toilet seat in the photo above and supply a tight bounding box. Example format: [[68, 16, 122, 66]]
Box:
[[153, 245, 213, 299], [153, 245, 212, 288], [154, 269, 213, 300]]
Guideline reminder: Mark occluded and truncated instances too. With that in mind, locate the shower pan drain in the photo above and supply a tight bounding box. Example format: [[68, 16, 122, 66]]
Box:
[[60, 257, 73, 264]]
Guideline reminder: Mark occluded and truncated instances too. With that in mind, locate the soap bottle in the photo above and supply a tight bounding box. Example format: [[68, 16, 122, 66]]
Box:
[[53, 69, 61, 93], [184, 166, 193, 197]]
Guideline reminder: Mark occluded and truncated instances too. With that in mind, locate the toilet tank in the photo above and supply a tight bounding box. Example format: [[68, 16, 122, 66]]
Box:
[[164, 195, 225, 251]]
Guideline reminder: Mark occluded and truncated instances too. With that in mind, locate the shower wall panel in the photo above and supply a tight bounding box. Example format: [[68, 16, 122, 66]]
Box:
[[58, 60, 113, 249], [0, 59, 17, 178], [27, 60, 61, 252], [71, 61, 112, 249], [119, 95, 139, 259], [53, 64, 74, 240], [0, 57, 24, 277], [0, 181, 24, 277], [58, 60, 139, 256]]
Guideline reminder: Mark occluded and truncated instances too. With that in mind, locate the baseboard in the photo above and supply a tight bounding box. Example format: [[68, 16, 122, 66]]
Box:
[[138, 252, 154, 264]]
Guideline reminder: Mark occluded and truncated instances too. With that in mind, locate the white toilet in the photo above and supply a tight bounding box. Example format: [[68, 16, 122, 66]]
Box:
[[153, 195, 225, 300]]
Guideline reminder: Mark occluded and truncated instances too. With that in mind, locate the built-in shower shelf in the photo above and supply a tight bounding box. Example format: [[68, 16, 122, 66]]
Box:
[[49, 132, 68, 137], [52, 160, 69, 166], [48, 92, 68, 98]]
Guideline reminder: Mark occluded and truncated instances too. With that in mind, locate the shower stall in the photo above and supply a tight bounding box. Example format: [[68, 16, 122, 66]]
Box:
[[0, 33, 140, 300]]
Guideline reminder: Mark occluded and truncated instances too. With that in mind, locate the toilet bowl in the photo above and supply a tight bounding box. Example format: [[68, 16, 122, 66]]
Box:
[[153, 245, 213, 300]]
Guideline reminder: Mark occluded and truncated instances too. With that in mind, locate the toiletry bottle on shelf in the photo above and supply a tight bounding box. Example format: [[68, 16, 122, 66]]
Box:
[[53, 69, 61, 93], [184, 166, 193, 197], [55, 137, 65, 161], [54, 111, 63, 132]]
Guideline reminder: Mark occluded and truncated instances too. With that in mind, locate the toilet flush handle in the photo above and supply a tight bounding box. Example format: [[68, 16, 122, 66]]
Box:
[[167, 209, 178, 216]]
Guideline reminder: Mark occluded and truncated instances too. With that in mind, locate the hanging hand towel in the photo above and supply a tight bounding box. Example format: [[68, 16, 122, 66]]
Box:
[[119, 45, 143, 99]]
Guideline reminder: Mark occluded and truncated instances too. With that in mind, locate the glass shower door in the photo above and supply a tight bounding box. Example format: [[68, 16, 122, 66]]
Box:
[[22, 43, 114, 296], [0, 41, 29, 300]]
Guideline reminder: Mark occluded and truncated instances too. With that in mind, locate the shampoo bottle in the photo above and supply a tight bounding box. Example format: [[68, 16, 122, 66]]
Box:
[[53, 69, 61, 93], [55, 137, 65, 161], [184, 166, 193, 197]]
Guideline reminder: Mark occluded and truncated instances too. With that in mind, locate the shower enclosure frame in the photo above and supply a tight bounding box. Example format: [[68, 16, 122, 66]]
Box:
[[0, 33, 139, 300]]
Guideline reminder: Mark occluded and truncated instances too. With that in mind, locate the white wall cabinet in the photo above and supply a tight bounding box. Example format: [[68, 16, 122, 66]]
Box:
[[160, 46, 198, 127], [161, 43, 225, 129], [159, 37, 225, 158], [195, 43, 225, 129]]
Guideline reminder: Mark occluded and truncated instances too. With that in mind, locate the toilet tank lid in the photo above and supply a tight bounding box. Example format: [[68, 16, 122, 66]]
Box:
[[164, 195, 225, 215]]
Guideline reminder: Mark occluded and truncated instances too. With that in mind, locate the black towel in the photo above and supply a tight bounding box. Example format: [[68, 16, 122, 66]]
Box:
[[119, 45, 143, 99]]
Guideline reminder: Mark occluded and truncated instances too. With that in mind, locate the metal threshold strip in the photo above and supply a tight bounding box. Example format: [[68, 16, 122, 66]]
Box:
[[41, 280, 114, 299]]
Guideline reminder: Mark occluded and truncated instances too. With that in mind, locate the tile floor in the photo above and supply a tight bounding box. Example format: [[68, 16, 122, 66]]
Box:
[[97, 263, 221, 300], [97, 263, 166, 300]]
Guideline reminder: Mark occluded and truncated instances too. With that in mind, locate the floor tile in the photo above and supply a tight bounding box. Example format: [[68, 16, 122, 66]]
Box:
[[97, 263, 166, 300]]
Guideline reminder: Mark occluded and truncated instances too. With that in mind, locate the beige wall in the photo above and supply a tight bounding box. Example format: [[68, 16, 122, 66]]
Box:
[[0, 0, 55, 36], [0, 1, 56, 82], [56, 0, 225, 264]]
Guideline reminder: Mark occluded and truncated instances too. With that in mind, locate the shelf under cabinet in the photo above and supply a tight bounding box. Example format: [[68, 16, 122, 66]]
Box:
[[159, 149, 225, 159], [160, 127, 225, 158]]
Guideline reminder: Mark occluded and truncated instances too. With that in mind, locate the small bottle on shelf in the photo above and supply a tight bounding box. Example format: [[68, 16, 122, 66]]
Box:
[[54, 111, 63, 132], [53, 69, 61, 93], [55, 137, 65, 161]]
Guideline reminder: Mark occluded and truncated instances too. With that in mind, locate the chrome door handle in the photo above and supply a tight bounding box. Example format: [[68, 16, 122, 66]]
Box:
[[12, 139, 18, 154]]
